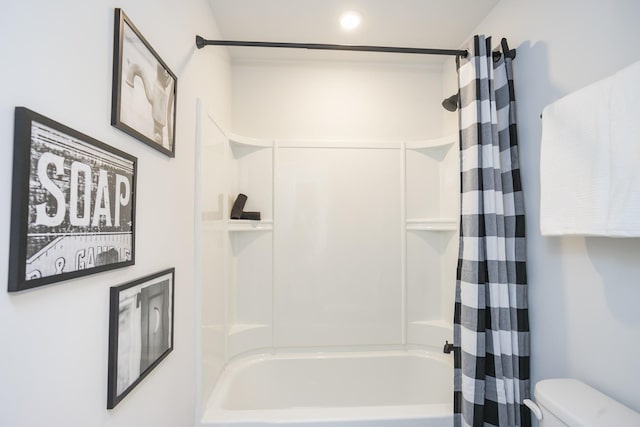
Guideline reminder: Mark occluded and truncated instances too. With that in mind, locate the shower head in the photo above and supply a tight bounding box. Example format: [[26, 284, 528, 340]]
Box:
[[442, 93, 459, 112]]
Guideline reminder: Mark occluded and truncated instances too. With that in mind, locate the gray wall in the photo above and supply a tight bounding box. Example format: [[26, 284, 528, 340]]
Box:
[[473, 0, 640, 412]]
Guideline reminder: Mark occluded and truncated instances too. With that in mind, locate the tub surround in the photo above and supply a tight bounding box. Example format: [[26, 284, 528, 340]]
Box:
[[196, 114, 458, 424]]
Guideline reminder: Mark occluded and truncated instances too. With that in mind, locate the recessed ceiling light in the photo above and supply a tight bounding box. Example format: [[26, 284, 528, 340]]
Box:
[[340, 11, 361, 31]]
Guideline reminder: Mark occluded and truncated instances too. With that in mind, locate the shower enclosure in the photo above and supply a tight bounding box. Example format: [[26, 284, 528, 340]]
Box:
[[195, 90, 459, 425]]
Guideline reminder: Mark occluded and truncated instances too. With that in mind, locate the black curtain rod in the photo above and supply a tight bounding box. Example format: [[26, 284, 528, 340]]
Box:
[[195, 35, 468, 57]]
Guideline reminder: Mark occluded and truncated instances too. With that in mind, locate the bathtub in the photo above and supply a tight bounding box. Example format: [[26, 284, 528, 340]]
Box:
[[201, 349, 453, 427]]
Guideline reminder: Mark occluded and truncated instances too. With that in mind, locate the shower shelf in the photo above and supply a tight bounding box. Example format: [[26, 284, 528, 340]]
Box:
[[405, 136, 456, 151], [407, 320, 453, 345], [229, 133, 272, 149], [409, 319, 453, 328], [227, 219, 273, 232], [228, 323, 270, 336], [405, 219, 457, 231], [228, 323, 271, 356]]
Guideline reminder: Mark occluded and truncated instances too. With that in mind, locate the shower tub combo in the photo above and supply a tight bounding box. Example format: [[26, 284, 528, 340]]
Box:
[[201, 349, 453, 426], [196, 112, 459, 426]]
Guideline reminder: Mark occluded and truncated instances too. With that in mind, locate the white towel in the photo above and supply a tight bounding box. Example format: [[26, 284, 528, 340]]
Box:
[[540, 60, 640, 236]]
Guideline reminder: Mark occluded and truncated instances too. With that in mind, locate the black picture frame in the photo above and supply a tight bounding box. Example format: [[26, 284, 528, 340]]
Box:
[[107, 268, 175, 409], [8, 107, 137, 292], [111, 8, 177, 158]]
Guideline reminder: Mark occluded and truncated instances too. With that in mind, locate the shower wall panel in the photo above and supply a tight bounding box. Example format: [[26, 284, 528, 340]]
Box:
[[275, 147, 402, 347], [196, 104, 227, 409]]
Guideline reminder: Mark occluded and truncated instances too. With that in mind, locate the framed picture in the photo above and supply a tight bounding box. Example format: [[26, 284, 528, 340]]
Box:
[[8, 107, 137, 292], [107, 268, 175, 409], [111, 8, 177, 157]]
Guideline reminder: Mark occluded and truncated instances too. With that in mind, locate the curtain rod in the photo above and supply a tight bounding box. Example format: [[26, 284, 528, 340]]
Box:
[[195, 35, 468, 57]]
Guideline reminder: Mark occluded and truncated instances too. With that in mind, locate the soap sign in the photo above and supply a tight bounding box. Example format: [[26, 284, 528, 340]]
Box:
[[8, 107, 137, 292]]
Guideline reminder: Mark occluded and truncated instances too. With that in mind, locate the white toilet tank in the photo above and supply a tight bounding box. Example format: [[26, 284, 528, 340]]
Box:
[[532, 378, 640, 427]]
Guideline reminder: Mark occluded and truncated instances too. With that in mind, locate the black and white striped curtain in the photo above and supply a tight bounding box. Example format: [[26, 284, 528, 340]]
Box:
[[454, 35, 530, 427]]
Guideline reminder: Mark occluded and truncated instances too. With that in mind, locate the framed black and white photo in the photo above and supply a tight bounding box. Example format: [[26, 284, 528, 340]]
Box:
[[111, 8, 177, 157], [8, 107, 137, 292], [107, 268, 175, 409]]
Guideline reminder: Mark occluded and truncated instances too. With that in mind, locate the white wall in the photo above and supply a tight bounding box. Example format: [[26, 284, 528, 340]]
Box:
[[232, 59, 449, 140], [0, 1, 231, 426], [468, 0, 640, 412]]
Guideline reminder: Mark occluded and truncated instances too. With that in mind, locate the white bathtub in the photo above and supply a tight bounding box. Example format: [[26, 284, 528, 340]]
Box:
[[201, 350, 453, 427]]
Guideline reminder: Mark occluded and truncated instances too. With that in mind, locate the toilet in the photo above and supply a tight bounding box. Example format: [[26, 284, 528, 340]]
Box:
[[524, 378, 640, 426]]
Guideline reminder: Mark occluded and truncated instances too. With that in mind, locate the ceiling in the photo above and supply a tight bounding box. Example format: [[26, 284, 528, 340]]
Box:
[[207, 0, 499, 64]]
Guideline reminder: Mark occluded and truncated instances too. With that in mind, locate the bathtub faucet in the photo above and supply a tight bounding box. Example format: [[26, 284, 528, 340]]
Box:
[[443, 341, 454, 354]]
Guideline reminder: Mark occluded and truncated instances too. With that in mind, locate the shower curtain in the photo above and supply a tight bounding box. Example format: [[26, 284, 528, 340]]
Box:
[[453, 36, 530, 427]]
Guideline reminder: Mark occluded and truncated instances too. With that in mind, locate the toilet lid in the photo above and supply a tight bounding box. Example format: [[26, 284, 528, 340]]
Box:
[[534, 379, 640, 427]]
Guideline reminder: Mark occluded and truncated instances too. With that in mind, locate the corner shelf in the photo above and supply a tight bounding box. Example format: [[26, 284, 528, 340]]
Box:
[[228, 323, 270, 336], [407, 320, 453, 346], [406, 218, 457, 231], [228, 133, 272, 149], [405, 136, 456, 151], [227, 323, 271, 356], [227, 219, 273, 232]]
